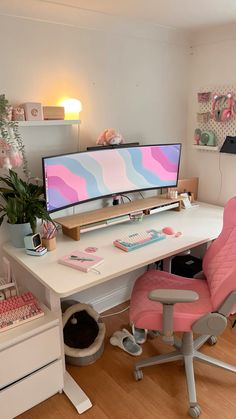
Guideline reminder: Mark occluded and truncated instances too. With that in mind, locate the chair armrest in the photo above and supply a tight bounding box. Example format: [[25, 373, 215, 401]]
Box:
[[148, 289, 199, 304], [148, 289, 199, 344]]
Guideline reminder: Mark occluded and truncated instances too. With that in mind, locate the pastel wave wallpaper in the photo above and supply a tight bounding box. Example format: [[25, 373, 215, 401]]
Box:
[[43, 144, 181, 211]]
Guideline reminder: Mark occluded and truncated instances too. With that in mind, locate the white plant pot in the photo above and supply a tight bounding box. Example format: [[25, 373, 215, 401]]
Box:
[[8, 223, 32, 248]]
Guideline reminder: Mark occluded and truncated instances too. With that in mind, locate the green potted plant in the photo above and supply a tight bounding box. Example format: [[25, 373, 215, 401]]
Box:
[[0, 169, 53, 247], [0, 94, 29, 178]]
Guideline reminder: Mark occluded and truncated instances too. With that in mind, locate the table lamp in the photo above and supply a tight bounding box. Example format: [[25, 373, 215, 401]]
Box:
[[59, 98, 82, 120]]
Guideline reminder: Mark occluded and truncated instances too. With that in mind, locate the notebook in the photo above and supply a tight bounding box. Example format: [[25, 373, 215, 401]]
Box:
[[58, 250, 104, 272]]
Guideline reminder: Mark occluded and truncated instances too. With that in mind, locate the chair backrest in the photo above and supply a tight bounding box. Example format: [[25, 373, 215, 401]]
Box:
[[203, 197, 236, 311]]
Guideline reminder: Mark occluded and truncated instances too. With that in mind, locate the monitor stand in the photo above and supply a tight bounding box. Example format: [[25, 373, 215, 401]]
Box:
[[55, 196, 182, 241]]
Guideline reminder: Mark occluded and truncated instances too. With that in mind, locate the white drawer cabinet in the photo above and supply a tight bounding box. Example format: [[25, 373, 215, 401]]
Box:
[[0, 306, 64, 419], [0, 326, 61, 388], [0, 360, 64, 419]]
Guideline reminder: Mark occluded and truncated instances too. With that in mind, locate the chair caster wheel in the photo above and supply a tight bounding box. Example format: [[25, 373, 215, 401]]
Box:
[[134, 369, 143, 381], [207, 335, 217, 345], [188, 404, 201, 418]]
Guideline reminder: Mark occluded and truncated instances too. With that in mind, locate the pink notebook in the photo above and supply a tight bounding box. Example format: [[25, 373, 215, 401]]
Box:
[[58, 250, 104, 273]]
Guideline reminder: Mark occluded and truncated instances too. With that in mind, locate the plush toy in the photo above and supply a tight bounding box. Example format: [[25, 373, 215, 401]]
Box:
[[97, 128, 124, 145], [0, 138, 23, 170]]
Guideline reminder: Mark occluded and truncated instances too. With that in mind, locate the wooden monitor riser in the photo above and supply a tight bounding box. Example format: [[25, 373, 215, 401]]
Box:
[[55, 196, 182, 241]]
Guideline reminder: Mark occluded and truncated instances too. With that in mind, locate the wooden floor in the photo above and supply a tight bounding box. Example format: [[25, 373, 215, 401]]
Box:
[[17, 303, 236, 419]]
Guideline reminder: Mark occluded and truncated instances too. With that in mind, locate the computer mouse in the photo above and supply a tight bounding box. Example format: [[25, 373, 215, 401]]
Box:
[[162, 226, 175, 235]]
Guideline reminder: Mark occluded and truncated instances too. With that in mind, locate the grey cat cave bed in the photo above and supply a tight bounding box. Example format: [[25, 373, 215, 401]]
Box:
[[62, 301, 106, 366]]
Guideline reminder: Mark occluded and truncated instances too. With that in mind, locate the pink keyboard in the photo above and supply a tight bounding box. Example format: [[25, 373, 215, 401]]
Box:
[[0, 292, 44, 333]]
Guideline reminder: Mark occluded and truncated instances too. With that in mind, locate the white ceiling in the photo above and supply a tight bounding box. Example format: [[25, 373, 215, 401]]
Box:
[[40, 0, 236, 30]]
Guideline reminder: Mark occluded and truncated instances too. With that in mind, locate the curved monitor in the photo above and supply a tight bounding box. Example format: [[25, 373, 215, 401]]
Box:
[[42, 143, 181, 213]]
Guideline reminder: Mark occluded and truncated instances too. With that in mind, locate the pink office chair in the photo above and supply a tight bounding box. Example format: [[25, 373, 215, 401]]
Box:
[[130, 197, 236, 418]]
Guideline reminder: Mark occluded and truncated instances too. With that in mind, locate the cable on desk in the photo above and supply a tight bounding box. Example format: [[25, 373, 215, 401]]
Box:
[[120, 194, 132, 202], [100, 305, 130, 318]]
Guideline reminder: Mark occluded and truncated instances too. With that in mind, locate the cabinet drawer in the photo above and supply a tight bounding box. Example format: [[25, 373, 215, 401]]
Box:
[[0, 360, 64, 419], [0, 326, 61, 389]]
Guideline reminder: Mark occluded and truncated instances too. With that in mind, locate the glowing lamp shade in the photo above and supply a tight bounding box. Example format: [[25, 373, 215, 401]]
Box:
[[60, 98, 82, 120]]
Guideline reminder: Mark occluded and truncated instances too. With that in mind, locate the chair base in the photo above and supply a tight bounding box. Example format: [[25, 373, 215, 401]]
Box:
[[133, 332, 236, 417]]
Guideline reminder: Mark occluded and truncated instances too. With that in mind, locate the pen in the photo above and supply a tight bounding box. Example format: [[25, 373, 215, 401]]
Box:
[[70, 255, 94, 261]]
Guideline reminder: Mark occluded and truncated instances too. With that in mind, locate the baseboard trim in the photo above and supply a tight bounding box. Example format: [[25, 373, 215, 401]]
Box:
[[62, 267, 146, 313], [86, 281, 136, 313]]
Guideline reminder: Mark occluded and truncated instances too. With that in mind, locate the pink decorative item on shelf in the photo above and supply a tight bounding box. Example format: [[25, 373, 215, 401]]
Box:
[[97, 128, 124, 145], [12, 106, 25, 121], [21, 102, 43, 121], [0, 139, 23, 170], [194, 128, 201, 145], [197, 92, 211, 103]]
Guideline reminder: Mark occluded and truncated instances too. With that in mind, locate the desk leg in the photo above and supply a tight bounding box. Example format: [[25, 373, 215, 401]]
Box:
[[64, 370, 92, 413], [162, 257, 172, 272], [45, 289, 92, 414]]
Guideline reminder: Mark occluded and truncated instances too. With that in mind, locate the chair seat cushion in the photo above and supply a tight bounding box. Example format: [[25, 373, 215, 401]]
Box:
[[130, 270, 213, 332]]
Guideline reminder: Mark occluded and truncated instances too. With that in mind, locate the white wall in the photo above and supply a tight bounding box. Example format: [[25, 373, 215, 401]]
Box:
[[186, 25, 236, 205], [0, 4, 189, 310]]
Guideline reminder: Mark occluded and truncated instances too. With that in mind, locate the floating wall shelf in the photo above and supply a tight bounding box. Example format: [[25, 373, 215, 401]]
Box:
[[18, 120, 81, 127], [192, 145, 219, 152]]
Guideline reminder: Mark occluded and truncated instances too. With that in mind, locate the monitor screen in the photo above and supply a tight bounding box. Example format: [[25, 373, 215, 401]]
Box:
[[42, 143, 181, 213]]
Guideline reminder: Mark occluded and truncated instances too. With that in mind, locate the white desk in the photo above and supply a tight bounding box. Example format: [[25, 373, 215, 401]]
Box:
[[2, 202, 224, 415]]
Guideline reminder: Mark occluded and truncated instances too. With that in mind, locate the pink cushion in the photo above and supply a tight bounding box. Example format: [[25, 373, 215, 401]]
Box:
[[130, 270, 213, 332]]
